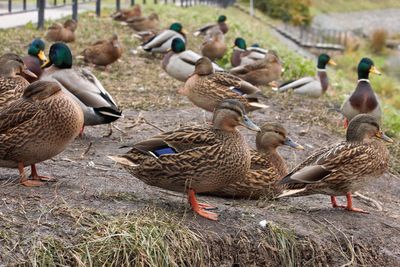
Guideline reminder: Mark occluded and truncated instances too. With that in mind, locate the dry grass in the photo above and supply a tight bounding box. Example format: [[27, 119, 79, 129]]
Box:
[[370, 28, 388, 54]]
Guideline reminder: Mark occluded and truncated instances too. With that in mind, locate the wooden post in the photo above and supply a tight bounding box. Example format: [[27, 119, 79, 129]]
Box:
[[116, 0, 121, 11], [131, 0, 135, 5], [96, 0, 101, 16], [8, 0, 11, 12], [37, 0, 45, 29], [23, 0, 27, 10], [72, 0, 78, 21]]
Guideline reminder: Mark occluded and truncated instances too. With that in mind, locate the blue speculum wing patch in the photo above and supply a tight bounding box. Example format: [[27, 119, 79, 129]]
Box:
[[153, 146, 177, 157], [231, 87, 244, 95]]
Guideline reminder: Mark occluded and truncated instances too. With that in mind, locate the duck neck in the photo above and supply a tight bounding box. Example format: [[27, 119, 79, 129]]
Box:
[[358, 70, 370, 80], [259, 147, 287, 176], [317, 69, 329, 92]]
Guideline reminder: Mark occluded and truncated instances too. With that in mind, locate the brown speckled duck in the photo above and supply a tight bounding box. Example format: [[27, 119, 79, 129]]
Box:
[[46, 19, 77, 43], [193, 15, 228, 36], [279, 114, 392, 213], [82, 34, 123, 69], [0, 54, 37, 109], [126, 12, 159, 32], [0, 80, 83, 187], [109, 99, 260, 220], [111, 4, 141, 21], [230, 50, 283, 86], [341, 58, 382, 128], [201, 28, 227, 62], [208, 123, 303, 199], [179, 57, 269, 112]]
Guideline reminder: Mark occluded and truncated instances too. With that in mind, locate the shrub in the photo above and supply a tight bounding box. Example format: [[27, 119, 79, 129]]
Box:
[[255, 0, 312, 26], [370, 28, 388, 53]]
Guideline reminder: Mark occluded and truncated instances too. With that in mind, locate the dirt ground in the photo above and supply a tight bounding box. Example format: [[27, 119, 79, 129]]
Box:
[[0, 7, 400, 266]]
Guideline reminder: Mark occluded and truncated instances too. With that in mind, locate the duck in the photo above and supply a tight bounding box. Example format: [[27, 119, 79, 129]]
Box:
[[126, 12, 159, 32], [208, 123, 303, 199], [278, 114, 392, 213], [179, 57, 269, 112], [109, 99, 260, 220], [140, 22, 187, 53], [273, 54, 336, 97], [0, 54, 37, 109], [111, 4, 141, 21], [46, 19, 77, 43], [81, 34, 123, 69], [22, 38, 47, 82], [162, 38, 224, 82], [0, 80, 83, 187], [41, 43, 122, 129], [200, 28, 227, 62], [341, 58, 382, 128], [231, 38, 268, 67], [193, 15, 228, 36], [230, 50, 283, 86]]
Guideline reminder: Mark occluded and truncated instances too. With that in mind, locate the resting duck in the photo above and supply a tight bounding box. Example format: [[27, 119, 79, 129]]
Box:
[[231, 38, 268, 67], [126, 12, 159, 32], [193, 15, 228, 36], [109, 99, 260, 220], [46, 19, 77, 43], [22, 38, 47, 82], [274, 54, 336, 97], [279, 114, 392, 213], [140, 22, 186, 53], [201, 28, 227, 62], [341, 58, 382, 128], [179, 57, 269, 112], [0, 80, 83, 186], [111, 4, 141, 21], [230, 50, 283, 86], [81, 34, 123, 69], [208, 123, 303, 199], [0, 54, 37, 109], [41, 43, 122, 129], [162, 38, 223, 82]]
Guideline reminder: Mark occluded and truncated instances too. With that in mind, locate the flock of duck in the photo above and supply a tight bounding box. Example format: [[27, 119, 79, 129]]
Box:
[[0, 5, 394, 221]]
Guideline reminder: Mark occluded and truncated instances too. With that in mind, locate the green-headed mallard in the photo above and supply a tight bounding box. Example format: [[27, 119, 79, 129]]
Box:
[[230, 50, 283, 86], [193, 15, 228, 36], [126, 12, 159, 32], [109, 99, 260, 220], [231, 38, 268, 67], [179, 57, 268, 112], [201, 28, 227, 62], [341, 58, 382, 128], [0, 80, 83, 187], [0, 54, 37, 109], [162, 38, 223, 82], [111, 4, 141, 21], [22, 38, 47, 82], [81, 34, 122, 69], [46, 19, 77, 43], [279, 114, 392, 213], [208, 122, 303, 199], [274, 54, 336, 97], [41, 43, 122, 128], [140, 22, 187, 53]]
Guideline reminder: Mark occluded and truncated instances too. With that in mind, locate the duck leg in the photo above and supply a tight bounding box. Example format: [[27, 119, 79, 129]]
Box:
[[19, 162, 43, 187], [79, 126, 85, 137], [344, 192, 369, 213], [187, 189, 218, 221], [330, 196, 339, 208], [31, 164, 57, 182], [343, 118, 349, 128]]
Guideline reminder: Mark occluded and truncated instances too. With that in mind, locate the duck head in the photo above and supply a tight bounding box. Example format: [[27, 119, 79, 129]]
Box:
[[170, 38, 186, 53], [28, 38, 47, 62], [317, 53, 336, 69], [41, 42, 73, 69], [256, 123, 303, 152], [346, 114, 392, 143], [217, 15, 227, 23], [170, 22, 187, 35], [233, 37, 247, 50], [357, 57, 381, 79]]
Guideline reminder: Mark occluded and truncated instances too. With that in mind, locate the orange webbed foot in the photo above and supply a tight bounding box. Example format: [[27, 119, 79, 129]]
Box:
[[21, 179, 44, 187], [194, 208, 218, 221], [188, 189, 219, 221], [345, 207, 369, 214], [198, 202, 217, 210], [30, 165, 57, 182]]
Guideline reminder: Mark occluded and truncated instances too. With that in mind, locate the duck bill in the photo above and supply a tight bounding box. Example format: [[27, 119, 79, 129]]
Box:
[[41, 59, 52, 68], [22, 68, 38, 78], [240, 115, 260, 132], [370, 65, 381, 75], [284, 137, 304, 149], [376, 131, 393, 143], [38, 50, 48, 62], [181, 29, 188, 35], [328, 59, 337, 66]]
